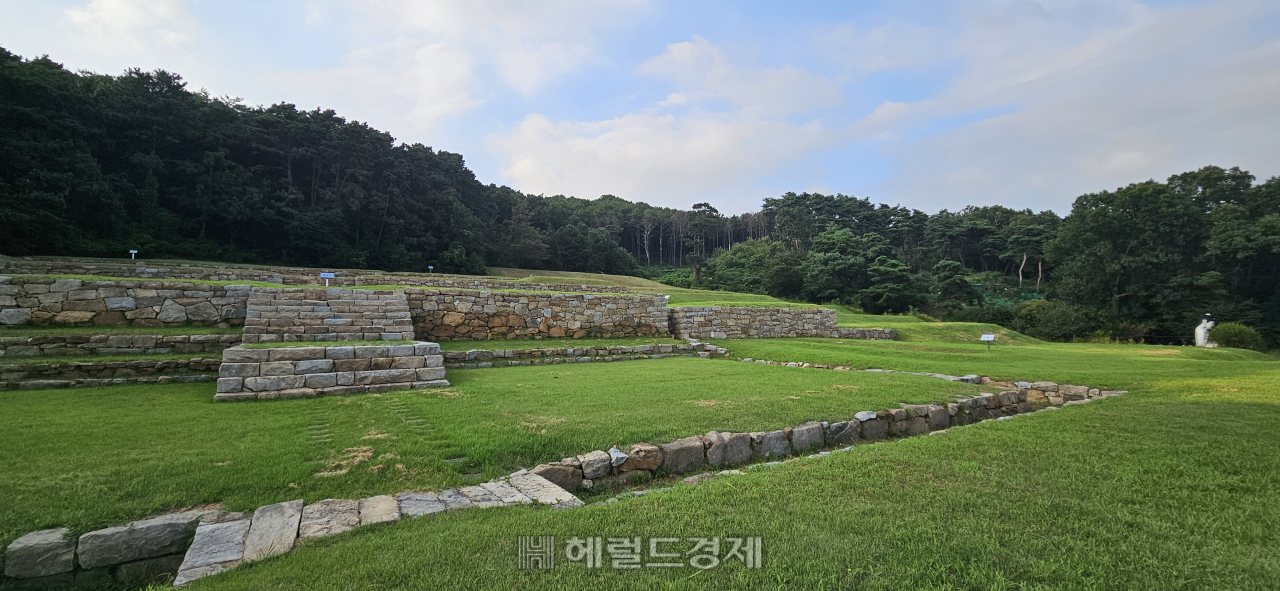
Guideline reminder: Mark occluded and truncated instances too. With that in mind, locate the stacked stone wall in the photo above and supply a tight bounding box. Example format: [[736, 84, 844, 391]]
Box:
[[215, 342, 446, 401], [670, 306, 841, 339], [0, 277, 246, 327], [242, 288, 412, 343], [0, 358, 220, 390], [405, 288, 669, 341], [0, 333, 240, 358]]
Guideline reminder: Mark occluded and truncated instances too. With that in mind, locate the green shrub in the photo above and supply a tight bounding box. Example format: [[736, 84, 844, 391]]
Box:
[[1209, 322, 1266, 351], [657, 268, 693, 288]]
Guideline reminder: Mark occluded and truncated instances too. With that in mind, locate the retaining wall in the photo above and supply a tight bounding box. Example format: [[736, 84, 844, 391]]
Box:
[[241, 288, 413, 343], [0, 277, 247, 327], [214, 342, 447, 401], [0, 358, 221, 389], [669, 306, 841, 339], [0, 333, 240, 358], [406, 288, 670, 341]]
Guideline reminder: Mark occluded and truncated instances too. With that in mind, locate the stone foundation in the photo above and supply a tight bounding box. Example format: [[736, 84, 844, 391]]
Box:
[[406, 288, 669, 341], [0, 333, 240, 358], [241, 288, 413, 343], [1, 358, 221, 389], [214, 342, 448, 401], [0, 277, 247, 327], [670, 306, 842, 339]]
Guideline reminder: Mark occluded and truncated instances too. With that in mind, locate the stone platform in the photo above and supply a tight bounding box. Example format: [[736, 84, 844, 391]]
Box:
[[214, 342, 447, 401]]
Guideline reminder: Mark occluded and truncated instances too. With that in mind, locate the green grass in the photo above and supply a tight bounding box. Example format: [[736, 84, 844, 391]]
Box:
[[0, 325, 241, 337], [0, 358, 980, 545], [437, 336, 685, 351], [4, 273, 290, 287], [242, 340, 416, 349], [515, 275, 616, 286], [0, 352, 215, 366]]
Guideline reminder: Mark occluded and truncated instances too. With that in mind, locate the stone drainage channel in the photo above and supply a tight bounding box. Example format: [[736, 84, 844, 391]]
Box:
[[1, 350, 1126, 589]]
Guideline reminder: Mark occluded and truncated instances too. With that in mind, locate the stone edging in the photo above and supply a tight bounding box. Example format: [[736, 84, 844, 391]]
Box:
[[442, 343, 729, 369], [0, 333, 240, 358]]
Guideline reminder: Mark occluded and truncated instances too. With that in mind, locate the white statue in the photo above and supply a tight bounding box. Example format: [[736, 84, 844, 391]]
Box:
[[1194, 313, 1217, 348]]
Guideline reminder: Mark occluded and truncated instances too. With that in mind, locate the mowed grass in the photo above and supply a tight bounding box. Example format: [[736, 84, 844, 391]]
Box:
[[0, 358, 979, 546], [437, 336, 684, 351], [3, 273, 290, 287], [185, 339, 1280, 591], [0, 325, 241, 337], [0, 352, 215, 365]]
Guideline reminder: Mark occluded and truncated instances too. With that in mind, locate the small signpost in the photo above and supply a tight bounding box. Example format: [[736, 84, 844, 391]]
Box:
[[128, 249, 138, 260], [981, 333, 996, 352], [319, 272, 335, 287], [428, 265, 434, 273]]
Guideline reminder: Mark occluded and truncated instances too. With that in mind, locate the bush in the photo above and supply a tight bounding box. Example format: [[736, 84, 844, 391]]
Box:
[[658, 268, 694, 288], [1209, 322, 1266, 351]]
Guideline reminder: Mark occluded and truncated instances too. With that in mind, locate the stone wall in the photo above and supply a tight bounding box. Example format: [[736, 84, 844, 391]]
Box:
[[241, 288, 413, 343], [834, 328, 897, 340], [0, 333, 240, 358], [0, 277, 247, 327], [406, 288, 670, 341], [669, 306, 841, 339], [214, 342, 447, 401], [0, 358, 220, 390]]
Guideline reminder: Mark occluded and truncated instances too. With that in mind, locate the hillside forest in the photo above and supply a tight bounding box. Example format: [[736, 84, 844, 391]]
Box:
[[2, 49, 1278, 346]]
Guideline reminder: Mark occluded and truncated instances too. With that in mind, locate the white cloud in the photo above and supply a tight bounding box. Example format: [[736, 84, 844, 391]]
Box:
[[819, 22, 950, 74], [63, 0, 195, 55]]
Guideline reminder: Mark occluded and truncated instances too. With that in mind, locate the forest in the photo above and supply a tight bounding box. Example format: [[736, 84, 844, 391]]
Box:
[[2, 48, 1277, 347]]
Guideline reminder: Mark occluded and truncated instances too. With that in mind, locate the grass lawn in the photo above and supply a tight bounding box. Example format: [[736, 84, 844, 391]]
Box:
[[437, 336, 685, 351], [0, 352, 215, 366], [3, 273, 290, 287], [242, 340, 416, 349], [0, 325, 241, 337], [0, 358, 979, 546]]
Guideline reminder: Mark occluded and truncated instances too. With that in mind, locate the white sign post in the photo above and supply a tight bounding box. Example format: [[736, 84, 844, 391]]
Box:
[[980, 333, 996, 352], [320, 272, 335, 287], [128, 249, 138, 260]]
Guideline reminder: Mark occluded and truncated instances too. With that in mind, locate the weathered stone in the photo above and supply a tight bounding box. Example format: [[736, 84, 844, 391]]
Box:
[[1024, 388, 1047, 403], [294, 359, 335, 374], [479, 481, 532, 505], [607, 446, 629, 466], [927, 407, 950, 430], [77, 511, 204, 569], [216, 378, 243, 393], [222, 347, 269, 363], [506, 471, 584, 508], [396, 492, 446, 517], [242, 500, 302, 562], [218, 363, 259, 378], [703, 431, 752, 467], [660, 436, 705, 474], [826, 421, 859, 445], [104, 297, 137, 311], [157, 300, 188, 323], [619, 442, 663, 471], [790, 421, 824, 452], [750, 430, 792, 459], [172, 518, 250, 587], [436, 488, 474, 510], [906, 417, 929, 435], [531, 463, 583, 491], [861, 419, 888, 440], [304, 373, 338, 388], [359, 495, 401, 524], [243, 375, 305, 391], [1030, 381, 1058, 392], [53, 310, 96, 323], [854, 410, 878, 422], [458, 486, 504, 508], [297, 499, 360, 540], [185, 302, 220, 322], [1059, 385, 1090, 398], [0, 308, 32, 325], [3, 528, 75, 578], [576, 450, 612, 479]]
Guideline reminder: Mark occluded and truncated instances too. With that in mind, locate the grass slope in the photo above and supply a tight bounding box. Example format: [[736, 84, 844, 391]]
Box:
[[0, 358, 978, 544], [0, 326, 241, 337], [437, 336, 684, 351]]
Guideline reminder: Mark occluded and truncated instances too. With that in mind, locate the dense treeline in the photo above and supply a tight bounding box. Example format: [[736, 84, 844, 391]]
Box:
[[2, 50, 1277, 346]]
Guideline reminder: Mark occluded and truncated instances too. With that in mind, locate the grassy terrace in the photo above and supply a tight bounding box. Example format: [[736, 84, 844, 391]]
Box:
[[0, 357, 980, 546], [437, 336, 684, 351], [242, 340, 416, 349], [0, 325, 241, 337], [0, 352, 215, 365]]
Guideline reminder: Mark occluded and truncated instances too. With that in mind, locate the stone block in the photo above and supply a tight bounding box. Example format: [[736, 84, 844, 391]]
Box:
[[77, 511, 204, 569], [354, 346, 390, 359], [221, 348, 268, 363], [267, 347, 326, 361], [457, 486, 504, 508], [216, 378, 243, 393], [0, 308, 33, 325], [325, 346, 355, 360], [298, 499, 360, 541], [506, 472, 583, 508], [294, 359, 334, 374], [619, 442, 663, 471], [242, 500, 303, 562], [750, 430, 792, 459], [415, 367, 446, 381], [531, 463, 583, 491], [861, 419, 888, 440], [391, 356, 425, 369], [1030, 381, 1058, 392], [218, 363, 259, 378], [608, 446, 629, 467], [576, 450, 612, 479], [243, 375, 304, 392], [826, 421, 859, 445], [354, 369, 416, 385], [304, 373, 338, 389], [703, 431, 752, 467], [660, 436, 705, 474], [157, 301, 187, 323], [927, 407, 950, 430], [53, 310, 96, 324], [259, 361, 295, 376], [359, 495, 401, 525], [790, 421, 824, 452], [3, 528, 75, 579], [906, 417, 929, 435], [396, 492, 446, 518], [172, 518, 250, 587], [334, 358, 371, 372], [105, 297, 137, 311]]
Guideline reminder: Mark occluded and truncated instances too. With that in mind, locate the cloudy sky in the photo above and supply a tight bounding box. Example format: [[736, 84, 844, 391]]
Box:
[[2, 0, 1278, 214]]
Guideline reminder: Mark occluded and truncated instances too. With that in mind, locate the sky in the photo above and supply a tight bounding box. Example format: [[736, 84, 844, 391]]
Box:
[[2, 0, 1278, 215]]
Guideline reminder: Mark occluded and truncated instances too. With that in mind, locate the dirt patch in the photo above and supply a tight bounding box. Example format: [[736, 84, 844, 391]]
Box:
[[315, 446, 375, 477], [361, 430, 393, 440], [424, 389, 464, 398]]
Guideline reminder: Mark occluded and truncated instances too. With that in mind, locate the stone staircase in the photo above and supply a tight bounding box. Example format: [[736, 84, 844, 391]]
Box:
[[241, 288, 414, 344]]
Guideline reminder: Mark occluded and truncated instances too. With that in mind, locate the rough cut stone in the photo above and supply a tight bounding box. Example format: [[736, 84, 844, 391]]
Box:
[[619, 442, 662, 471], [297, 499, 360, 541], [436, 489, 474, 510], [1030, 381, 1058, 392], [531, 463, 583, 491], [576, 450, 612, 479], [479, 481, 532, 505], [77, 511, 204, 569], [790, 421, 825, 452], [242, 500, 302, 562], [396, 492, 446, 517], [3, 528, 75, 578], [927, 407, 950, 430], [826, 421, 859, 445], [703, 431, 752, 467], [660, 436, 705, 474], [0, 308, 33, 325], [854, 410, 878, 422], [861, 419, 888, 440], [458, 486, 504, 508], [607, 446, 629, 466], [506, 471, 584, 508], [157, 301, 188, 323], [173, 518, 250, 587], [357, 495, 401, 524], [750, 430, 792, 459]]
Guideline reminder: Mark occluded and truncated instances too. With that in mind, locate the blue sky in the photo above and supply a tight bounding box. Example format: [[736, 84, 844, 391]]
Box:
[[3, 0, 1278, 214]]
